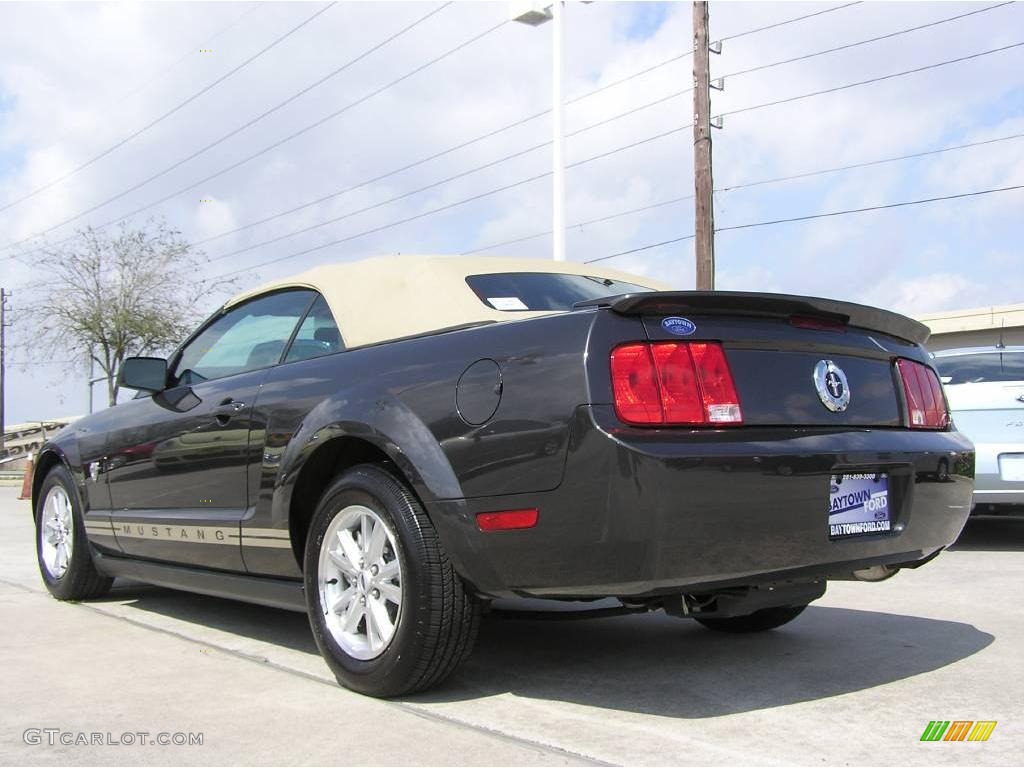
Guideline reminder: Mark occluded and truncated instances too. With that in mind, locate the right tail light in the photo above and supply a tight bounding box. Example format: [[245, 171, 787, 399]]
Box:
[[896, 358, 949, 429]]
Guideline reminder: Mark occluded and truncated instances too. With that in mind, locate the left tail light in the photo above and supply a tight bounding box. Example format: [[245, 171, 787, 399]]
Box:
[[610, 342, 743, 426], [896, 358, 949, 429]]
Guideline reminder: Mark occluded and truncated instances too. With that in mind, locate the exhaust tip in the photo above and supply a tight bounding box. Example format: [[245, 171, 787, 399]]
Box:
[[851, 564, 899, 582]]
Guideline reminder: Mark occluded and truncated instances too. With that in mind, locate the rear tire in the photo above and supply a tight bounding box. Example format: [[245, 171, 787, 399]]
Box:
[[304, 464, 480, 697], [35, 465, 113, 601], [695, 604, 808, 633]]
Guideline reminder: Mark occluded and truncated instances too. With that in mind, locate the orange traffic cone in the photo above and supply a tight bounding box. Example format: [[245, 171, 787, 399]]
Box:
[[18, 452, 34, 501]]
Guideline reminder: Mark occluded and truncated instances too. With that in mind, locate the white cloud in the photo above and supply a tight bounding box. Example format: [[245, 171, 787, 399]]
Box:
[[0, 1, 1022, 421]]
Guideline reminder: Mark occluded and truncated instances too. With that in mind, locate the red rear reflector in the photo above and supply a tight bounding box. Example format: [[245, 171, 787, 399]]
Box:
[[896, 358, 949, 429], [476, 508, 539, 532], [611, 341, 743, 426]]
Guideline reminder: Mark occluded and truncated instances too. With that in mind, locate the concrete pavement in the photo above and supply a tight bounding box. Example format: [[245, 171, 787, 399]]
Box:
[[1, 486, 1021, 765]]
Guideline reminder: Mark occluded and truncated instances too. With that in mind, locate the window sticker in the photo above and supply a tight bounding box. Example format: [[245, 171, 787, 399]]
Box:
[[487, 296, 529, 311]]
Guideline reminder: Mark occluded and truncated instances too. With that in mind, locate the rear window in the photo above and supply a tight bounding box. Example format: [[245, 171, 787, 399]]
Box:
[[933, 351, 1024, 384], [466, 272, 655, 311]]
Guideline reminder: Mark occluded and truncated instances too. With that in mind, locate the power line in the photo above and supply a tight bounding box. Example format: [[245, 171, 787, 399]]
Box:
[[192, 107, 549, 248], [18, 1, 449, 244], [210, 172, 549, 280], [169, 0, 881, 261], [564, 1, 865, 107], [101, 3, 267, 113], [2, 0, 878, 260], [717, 132, 1024, 193], [566, 88, 691, 137], [42, 3, 265, 153], [463, 195, 694, 255], [210, 120, 690, 262], [719, 1, 862, 42], [566, 54, 690, 106], [716, 183, 1024, 233], [207, 137, 550, 263], [584, 234, 696, 264], [467, 131, 1024, 255], [11, 81, 689, 266], [0, 2, 336, 217], [2, 4, 474, 256], [193, 87, 688, 252], [207, 122, 692, 279], [720, 2, 1014, 80], [234, 10, 1019, 265], [721, 40, 1024, 118], [584, 184, 1024, 265]]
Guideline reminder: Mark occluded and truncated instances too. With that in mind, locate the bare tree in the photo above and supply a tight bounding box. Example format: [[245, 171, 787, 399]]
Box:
[[16, 219, 240, 407]]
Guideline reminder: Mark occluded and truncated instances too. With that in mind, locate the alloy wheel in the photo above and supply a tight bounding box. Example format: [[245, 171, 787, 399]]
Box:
[[40, 485, 74, 579], [317, 504, 403, 660]]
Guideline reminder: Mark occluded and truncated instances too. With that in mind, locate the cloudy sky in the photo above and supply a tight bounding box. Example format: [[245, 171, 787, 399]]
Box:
[[0, 0, 1022, 423]]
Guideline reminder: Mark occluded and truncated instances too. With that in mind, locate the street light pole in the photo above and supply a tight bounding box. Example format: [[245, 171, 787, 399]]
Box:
[[511, 1, 567, 261], [551, 0, 566, 261]]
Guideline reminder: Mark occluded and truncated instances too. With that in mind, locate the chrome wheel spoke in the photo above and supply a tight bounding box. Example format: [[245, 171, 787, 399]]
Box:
[[377, 560, 400, 581], [327, 548, 358, 578], [377, 580, 401, 605], [341, 599, 365, 634], [367, 598, 393, 647], [365, 519, 386, 565], [337, 529, 363, 570], [329, 586, 356, 615]]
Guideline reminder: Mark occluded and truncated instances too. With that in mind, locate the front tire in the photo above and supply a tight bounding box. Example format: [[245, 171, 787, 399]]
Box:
[[35, 465, 113, 601], [304, 465, 480, 697], [694, 604, 808, 633]]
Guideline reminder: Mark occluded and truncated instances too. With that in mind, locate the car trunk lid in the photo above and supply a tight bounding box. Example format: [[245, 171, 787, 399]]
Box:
[[587, 291, 931, 428]]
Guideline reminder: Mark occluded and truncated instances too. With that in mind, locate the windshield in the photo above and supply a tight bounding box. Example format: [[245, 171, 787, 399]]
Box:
[[466, 272, 655, 311], [933, 351, 1024, 384]]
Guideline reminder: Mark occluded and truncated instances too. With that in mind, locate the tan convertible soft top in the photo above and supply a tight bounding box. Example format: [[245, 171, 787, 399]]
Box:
[[225, 255, 671, 349]]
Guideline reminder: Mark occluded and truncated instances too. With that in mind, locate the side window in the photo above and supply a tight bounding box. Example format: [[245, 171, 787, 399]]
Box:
[[173, 290, 316, 384], [284, 294, 344, 363]]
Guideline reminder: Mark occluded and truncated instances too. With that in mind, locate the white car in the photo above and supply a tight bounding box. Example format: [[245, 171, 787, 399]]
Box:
[[933, 346, 1024, 514]]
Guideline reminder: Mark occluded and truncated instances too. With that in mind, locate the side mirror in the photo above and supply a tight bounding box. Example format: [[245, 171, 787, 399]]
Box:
[[119, 357, 168, 393]]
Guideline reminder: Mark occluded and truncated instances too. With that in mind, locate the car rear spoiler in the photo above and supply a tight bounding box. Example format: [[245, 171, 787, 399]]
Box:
[[574, 291, 930, 345]]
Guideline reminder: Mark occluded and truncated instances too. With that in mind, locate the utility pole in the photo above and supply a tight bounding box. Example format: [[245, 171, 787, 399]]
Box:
[[0, 288, 9, 452], [692, 1, 715, 290]]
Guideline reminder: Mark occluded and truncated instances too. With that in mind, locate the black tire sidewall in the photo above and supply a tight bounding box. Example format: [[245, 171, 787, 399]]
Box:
[[35, 464, 92, 599], [303, 467, 436, 697]]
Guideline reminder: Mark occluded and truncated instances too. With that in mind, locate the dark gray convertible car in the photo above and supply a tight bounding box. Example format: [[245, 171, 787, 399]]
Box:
[[32, 255, 975, 697]]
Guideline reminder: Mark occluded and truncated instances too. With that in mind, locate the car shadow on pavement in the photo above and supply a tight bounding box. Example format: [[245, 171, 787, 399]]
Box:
[[94, 582, 320, 656], [95, 583, 994, 719], [950, 516, 1024, 551], [419, 605, 994, 718]]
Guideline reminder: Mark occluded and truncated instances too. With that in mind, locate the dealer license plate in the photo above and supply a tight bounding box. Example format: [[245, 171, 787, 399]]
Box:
[[829, 473, 891, 538]]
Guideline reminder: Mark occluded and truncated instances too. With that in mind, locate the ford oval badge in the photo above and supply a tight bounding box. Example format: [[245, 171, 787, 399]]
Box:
[[662, 316, 696, 336]]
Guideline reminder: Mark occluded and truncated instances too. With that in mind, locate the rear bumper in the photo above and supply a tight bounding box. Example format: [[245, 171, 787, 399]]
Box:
[[429, 406, 975, 599], [971, 442, 1024, 507]]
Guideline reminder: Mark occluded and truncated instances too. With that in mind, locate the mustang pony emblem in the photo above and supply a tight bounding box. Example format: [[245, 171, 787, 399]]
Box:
[[814, 360, 851, 412]]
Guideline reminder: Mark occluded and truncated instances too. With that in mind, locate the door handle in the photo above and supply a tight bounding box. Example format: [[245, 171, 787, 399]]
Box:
[[213, 398, 246, 424]]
